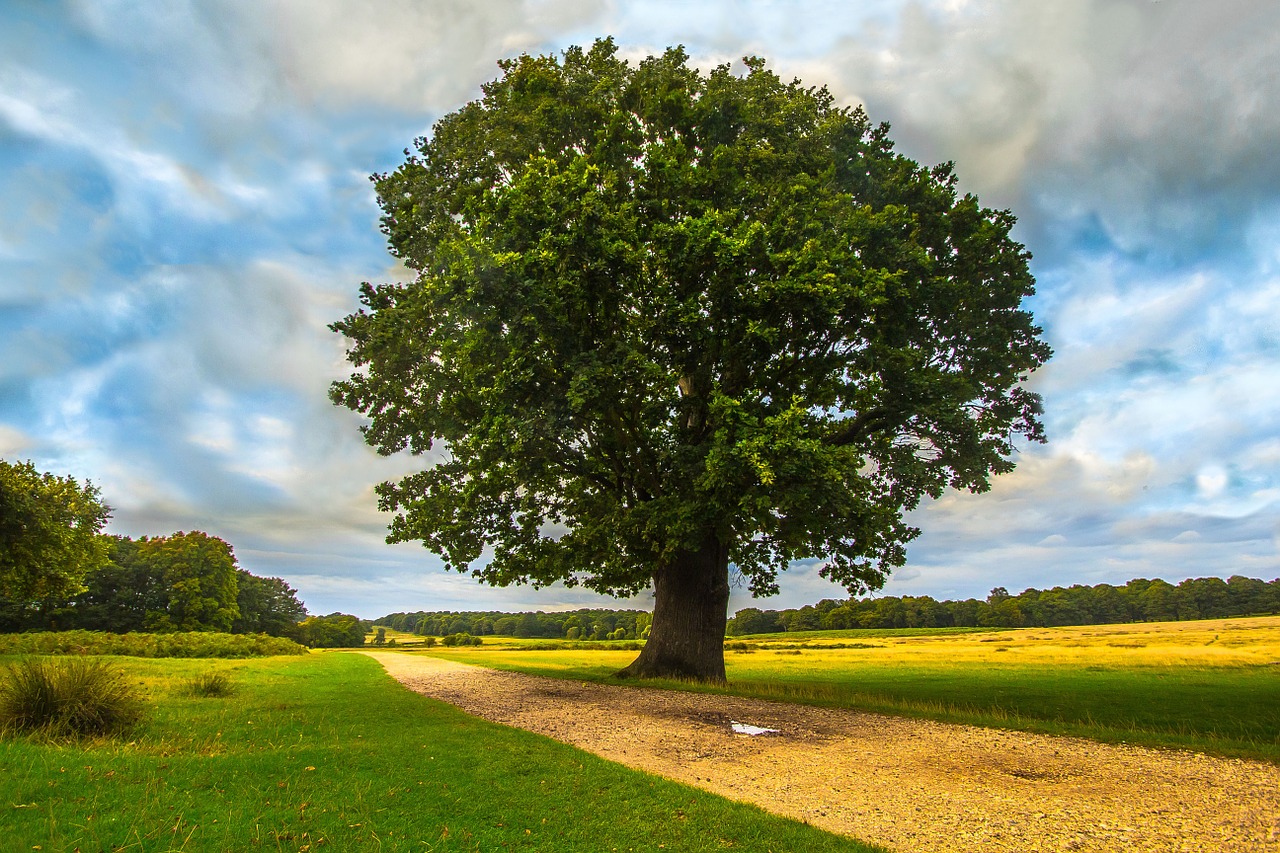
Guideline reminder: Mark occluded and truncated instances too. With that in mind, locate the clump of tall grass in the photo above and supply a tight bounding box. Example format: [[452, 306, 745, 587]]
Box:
[[0, 658, 145, 739], [180, 671, 235, 698]]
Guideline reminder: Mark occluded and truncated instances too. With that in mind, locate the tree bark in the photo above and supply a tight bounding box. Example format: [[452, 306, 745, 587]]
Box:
[[618, 533, 730, 683]]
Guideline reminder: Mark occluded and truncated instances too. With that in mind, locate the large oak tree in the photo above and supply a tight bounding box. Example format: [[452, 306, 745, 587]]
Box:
[[332, 40, 1050, 681]]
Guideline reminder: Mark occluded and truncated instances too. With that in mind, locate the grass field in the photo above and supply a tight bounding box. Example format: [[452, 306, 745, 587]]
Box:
[[369, 626, 432, 645], [420, 615, 1280, 763], [0, 652, 883, 852]]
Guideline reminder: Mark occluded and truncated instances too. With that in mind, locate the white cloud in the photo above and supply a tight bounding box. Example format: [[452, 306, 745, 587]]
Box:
[[803, 1, 1280, 258], [1196, 466, 1229, 499]]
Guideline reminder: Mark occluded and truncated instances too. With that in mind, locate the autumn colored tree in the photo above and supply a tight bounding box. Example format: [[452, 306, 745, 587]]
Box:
[[332, 40, 1050, 681]]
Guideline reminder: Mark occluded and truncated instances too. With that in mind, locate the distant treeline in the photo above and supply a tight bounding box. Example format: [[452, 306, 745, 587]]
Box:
[[0, 531, 370, 648], [727, 575, 1280, 634], [374, 608, 652, 641], [375, 575, 1279, 639]]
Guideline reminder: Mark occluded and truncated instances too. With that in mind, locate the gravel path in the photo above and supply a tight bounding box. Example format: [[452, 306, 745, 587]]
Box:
[[365, 651, 1280, 853]]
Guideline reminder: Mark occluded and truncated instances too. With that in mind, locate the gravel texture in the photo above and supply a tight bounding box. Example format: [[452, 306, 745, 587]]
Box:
[[367, 651, 1280, 853]]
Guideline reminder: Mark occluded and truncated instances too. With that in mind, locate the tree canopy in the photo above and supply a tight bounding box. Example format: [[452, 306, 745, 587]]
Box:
[[332, 40, 1050, 679], [1, 532, 307, 637], [0, 459, 111, 602]]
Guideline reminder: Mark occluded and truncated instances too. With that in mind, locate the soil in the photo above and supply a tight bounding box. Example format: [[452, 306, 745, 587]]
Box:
[[366, 651, 1280, 853]]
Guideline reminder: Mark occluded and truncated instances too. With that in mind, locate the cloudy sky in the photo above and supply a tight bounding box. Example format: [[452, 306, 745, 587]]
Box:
[[3, 0, 1278, 618]]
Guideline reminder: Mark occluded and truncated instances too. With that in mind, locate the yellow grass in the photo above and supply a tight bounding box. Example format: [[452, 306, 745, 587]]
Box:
[[366, 626, 431, 645], [418, 615, 1280, 671], [765, 615, 1280, 668]]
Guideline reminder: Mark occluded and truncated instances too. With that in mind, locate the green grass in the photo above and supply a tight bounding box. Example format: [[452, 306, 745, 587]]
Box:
[[0, 653, 884, 852], [421, 630, 1280, 764]]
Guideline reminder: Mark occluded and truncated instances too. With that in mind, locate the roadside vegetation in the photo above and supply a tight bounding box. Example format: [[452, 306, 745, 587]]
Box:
[[420, 615, 1280, 764], [0, 653, 883, 852]]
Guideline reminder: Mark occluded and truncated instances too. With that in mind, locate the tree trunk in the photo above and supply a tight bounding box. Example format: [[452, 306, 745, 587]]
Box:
[[618, 533, 730, 683]]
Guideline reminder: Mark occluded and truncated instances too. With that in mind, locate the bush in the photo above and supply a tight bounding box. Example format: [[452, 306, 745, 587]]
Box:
[[0, 658, 145, 739], [440, 632, 483, 647], [181, 671, 234, 698], [290, 613, 367, 648], [0, 630, 308, 658], [514, 640, 644, 651]]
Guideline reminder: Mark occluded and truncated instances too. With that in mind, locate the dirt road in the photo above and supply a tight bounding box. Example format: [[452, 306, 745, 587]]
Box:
[[366, 651, 1280, 853]]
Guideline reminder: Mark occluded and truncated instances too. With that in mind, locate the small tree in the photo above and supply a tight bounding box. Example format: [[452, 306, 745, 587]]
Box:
[[292, 613, 367, 648], [333, 40, 1050, 681], [0, 460, 110, 606]]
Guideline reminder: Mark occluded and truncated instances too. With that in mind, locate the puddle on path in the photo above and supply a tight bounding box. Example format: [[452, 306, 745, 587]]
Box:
[[731, 721, 780, 736]]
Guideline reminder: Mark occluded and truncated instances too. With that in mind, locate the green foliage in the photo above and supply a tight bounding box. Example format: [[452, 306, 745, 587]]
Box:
[[377, 607, 651, 640], [726, 607, 785, 635], [136, 531, 240, 632], [9, 535, 308, 637], [0, 459, 111, 603], [439, 632, 483, 646], [57, 536, 166, 632], [0, 657, 144, 739], [291, 613, 368, 648], [179, 671, 234, 698], [332, 39, 1049, 605], [0, 630, 307, 658], [232, 570, 307, 636]]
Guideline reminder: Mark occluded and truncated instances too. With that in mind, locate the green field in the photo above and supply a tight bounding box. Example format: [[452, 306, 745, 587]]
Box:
[[421, 615, 1280, 763], [0, 652, 883, 852]]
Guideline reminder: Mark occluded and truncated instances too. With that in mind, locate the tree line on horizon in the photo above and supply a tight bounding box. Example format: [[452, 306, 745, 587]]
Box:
[[374, 608, 653, 641], [0, 530, 372, 647], [730, 574, 1280, 634], [374, 574, 1279, 639]]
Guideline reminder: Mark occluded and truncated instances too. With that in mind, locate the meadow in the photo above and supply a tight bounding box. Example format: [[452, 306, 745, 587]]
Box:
[[420, 615, 1280, 763], [0, 652, 883, 852]]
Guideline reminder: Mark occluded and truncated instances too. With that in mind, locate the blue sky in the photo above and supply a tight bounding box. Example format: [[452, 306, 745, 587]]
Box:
[[3, 1, 1278, 618]]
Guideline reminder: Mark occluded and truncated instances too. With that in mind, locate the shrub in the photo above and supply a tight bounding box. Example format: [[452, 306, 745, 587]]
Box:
[[440, 632, 483, 647], [0, 630, 308, 658], [181, 671, 234, 698], [514, 640, 644, 651], [0, 658, 145, 739]]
